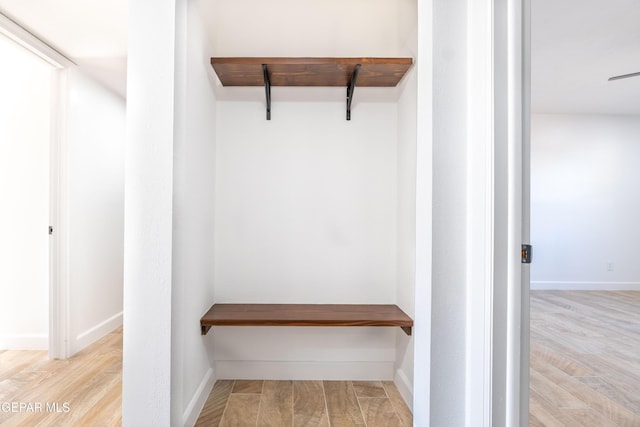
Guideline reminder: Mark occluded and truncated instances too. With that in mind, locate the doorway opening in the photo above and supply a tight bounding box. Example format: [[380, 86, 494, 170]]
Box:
[[529, 1, 640, 423], [0, 31, 55, 353]]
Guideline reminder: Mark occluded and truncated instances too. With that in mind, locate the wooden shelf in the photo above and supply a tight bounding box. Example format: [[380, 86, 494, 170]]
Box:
[[211, 57, 413, 87], [211, 57, 412, 120], [200, 303, 413, 336]]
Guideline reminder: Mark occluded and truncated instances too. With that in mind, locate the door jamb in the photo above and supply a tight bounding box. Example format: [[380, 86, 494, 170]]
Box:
[[49, 68, 69, 359], [504, 0, 530, 424], [0, 13, 74, 359], [466, 0, 529, 424], [518, 0, 532, 425]]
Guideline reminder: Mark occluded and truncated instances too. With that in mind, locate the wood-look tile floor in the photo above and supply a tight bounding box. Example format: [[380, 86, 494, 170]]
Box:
[[195, 379, 413, 427], [3, 291, 637, 426], [0, 327, 122, 427], [530, 291, 640, 426]]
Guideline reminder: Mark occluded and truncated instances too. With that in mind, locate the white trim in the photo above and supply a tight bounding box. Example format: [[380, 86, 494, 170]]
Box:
[[531, 281, 640, 291], [0, 11, 72, 361], [394, 368, 414, 412], [412, 0, 433, 425], [506, 0, 525, 424], [0, 334, 48, 350], [520, 1, 532, 426], [0, 13, 74, 69], [214, 361, 394, 380], [72, 311, 123, 354], [49, 68, 70, 360], [465, 0, 527, 424], [182, 368, 215, 427], [466, 0, 495, 425]]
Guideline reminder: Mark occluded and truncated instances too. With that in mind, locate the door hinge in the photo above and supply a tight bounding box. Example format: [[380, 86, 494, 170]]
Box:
[[49, 226, 53, 235], [521, 244, 532, 264]]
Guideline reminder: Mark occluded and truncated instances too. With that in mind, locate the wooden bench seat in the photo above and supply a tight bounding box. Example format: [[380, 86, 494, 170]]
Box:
[[200, 304, 413, 336]]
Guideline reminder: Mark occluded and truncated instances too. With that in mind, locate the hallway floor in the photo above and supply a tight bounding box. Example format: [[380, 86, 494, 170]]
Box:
[[195, 379, 413, 427], [0, 327, 122, 426], [3, 291, 637, 426]]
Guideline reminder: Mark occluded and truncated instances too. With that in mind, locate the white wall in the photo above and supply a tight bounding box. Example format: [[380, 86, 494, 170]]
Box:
[[123, 0, 176, 424], [171, 2, 218, 425], [213, 99, 399, 379], [66, 67, 125, 354], [430, 0, 469, 424], [531, 113, 640, 290], [0, 34, 51, 350], [198, 0, 413, 58]]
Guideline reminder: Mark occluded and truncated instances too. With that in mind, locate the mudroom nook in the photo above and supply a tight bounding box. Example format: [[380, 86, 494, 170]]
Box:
[[124, 0, 429, 424]]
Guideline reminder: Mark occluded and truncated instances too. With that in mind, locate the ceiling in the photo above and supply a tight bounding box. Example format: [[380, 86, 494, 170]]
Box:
[[1, 0, 639, 115], [0, 0, 127, 98], [532, 0, 640, 115]]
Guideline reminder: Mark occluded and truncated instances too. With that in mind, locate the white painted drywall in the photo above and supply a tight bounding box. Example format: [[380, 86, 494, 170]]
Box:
[[213, 99, 399, 378], [171, 2, 217, 425], [430, 0, 470, 424], [65, 67, 125, 355], [531, 113, 640, 290], [0, 34, 51, 350], [197, 0, 413, 58], [123, 0, 176, 424]]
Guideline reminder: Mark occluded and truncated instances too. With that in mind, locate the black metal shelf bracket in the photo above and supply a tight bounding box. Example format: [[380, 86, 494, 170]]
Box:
[[346, 64, 361, 120], [263, 64, 271, 120]]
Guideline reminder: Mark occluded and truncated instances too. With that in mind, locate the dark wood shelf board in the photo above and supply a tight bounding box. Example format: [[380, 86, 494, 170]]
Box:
[[200, 303, 413, 336], [211, 57, 413, 87]]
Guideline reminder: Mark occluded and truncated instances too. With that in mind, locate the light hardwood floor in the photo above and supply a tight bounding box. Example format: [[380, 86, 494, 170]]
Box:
[[2, 291, 637, 426], [195, 379, 413, 427], [0, 327, 122, 427], [530, 290, 640, 426]]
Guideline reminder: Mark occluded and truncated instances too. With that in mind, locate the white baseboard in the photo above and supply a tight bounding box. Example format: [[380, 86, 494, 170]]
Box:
[[215, 361, 394, 380], [183, 368, 215, 427], [0, 333, 48, 350], [71, 311, 123, 355], [394, 368, 414, 411], [531, 281, 640, 291]]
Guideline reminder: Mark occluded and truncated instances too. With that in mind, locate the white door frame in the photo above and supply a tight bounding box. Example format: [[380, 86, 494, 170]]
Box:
[[519, 0, 532, 425], [0, 13, 74, 359], [488, 0, 530, 424], [495, 0, 530, 424], [505, 1, 531, 424], [48, 67, 70, 360], [465, 0, 529, 424]]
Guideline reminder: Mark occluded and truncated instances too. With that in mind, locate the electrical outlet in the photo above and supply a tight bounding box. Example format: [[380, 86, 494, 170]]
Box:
[[607, 261, 614, 272]]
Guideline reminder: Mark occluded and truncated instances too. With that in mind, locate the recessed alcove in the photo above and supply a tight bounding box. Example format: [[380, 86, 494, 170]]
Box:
[[190, 0, 420, 410]]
